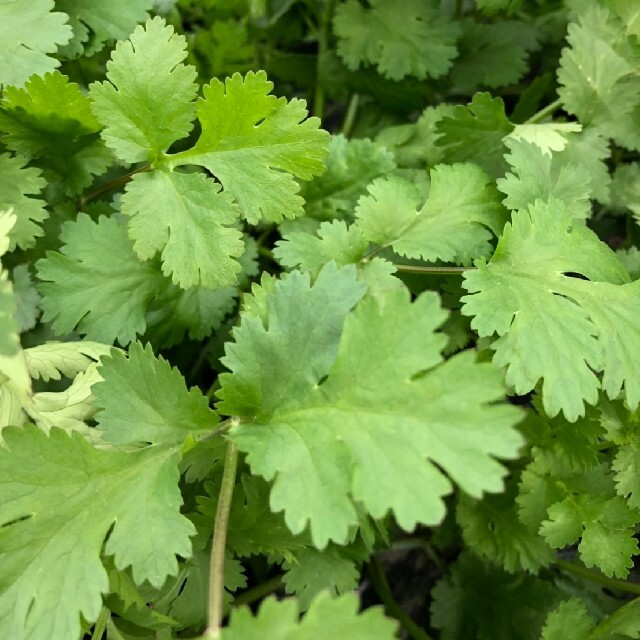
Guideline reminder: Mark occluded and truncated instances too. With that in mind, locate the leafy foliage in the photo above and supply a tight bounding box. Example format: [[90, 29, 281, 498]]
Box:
[[3, 0, 640, 638]]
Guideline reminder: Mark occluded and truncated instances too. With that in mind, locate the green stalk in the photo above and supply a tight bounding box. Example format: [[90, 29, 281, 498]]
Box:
[[394, 264, 474, 275], [368, 556, 435, 640], [78, 165, 151, 208], [313, 0, 337, 119], [341, 93, 360, 137], [556, 559, 640, 596], [90, 606, 109, 640], [524, 98, 563, 124], [206, 441, 239, 638], [232, 575, 283, 607]]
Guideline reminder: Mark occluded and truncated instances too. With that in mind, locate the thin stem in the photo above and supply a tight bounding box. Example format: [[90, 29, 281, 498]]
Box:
[[394, 264, 474, 275], [524, 98, 563, 124], [206, 440, 239, 638], [79, 165, 152, 208], [368, 556, 435, 640], [454, 0, 464, 19], [341, 93, 360, 137], [196, 416, 241, 445], [91, 606, 109, 640], [232, 575, 283, 607], [556, 559, 640, 596], [360, 245, 387, 263], [313, 0, 337, 119]]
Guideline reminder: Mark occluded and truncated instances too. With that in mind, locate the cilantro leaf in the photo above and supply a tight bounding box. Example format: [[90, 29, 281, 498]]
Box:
[[333, 0, 459, 81], [283, 547, 359, 611], [89, 17, 198, 164], [221, 593, 397, 640], [175, 70, 329, 224], [558, 5, 640, 150], [37, 214, 166, 345], [354, 164, 506, 264], [497, 138, 593, 220], [462, 200, 638, 421], [0, 153, 47, 250], [436, 92, 514, 177], [0, 212, 21, 356], [94, 342, 219, 446], [0, 71, 111, 194], [56, 0, 154, 57], [299, 134, 395, 221], [121, 169, 244, 289], [24, 340, 111, 382], [540, 495, 639, 578], [541, 599, 595, 640], [0, 425, 194, 640], [12, 265, 40, 333], [219, 264, 522, 547], [0, 0, 71, 88]]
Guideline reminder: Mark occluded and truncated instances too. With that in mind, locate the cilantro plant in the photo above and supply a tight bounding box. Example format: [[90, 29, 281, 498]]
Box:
[[2, 1, 640, 639]]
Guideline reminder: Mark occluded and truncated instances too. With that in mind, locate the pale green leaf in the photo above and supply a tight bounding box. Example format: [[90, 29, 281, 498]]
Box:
[[542, 599, 595, 640], [462, 200, 638, 421], [0, 0, 71, 88], [0, 426, 194, 640], [94, 342, 219, 446], [89, 17, 198, 163], [121, 169, 244, 289]]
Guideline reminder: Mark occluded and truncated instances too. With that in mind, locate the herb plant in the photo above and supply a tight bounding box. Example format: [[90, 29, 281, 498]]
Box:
[[1, 0, 640, 639]]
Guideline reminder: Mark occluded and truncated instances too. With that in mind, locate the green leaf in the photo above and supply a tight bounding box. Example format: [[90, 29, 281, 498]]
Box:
[[613, 442, 640, 510], [283, 547, 359, 611], [0, 71, 112, 195], [219, 264, 522, 547], [476, 0, 512, 14], [175, 70, 329, 224], [451, 20, 539, 93], [220, 593, 397, 640], [0, 0, 71, 88], [299, 134, 395, 221], [94, 342, 219, 446], [436, 92, 514, 177], [121, 169, 244, 289], [589, 597, 640, 639], [462, 200, 638, 421], [497, 138, 593, 220], [89, 17, 198, 164], [24, 340, 112, 381], [354, 164, 506, 264], [0, 425, 194, 640], [540, 495, 639, 578], [542, 599, 595, 640], [506, 122, 582, 155], [0, 212, 21, 356], [11, 265, 40, 332], [610, 163, 640, 222], [37, 214, 166, 345], [558, 5, 640, 150], [333, 0, 459, 81], [0, 153, 47, 251], [55, 0, 154, 57]]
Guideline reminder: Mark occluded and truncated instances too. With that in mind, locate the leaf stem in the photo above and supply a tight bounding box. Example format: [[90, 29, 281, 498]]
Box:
[[524, 98, 563, 124], [91, 606, 109, 640], [394, 264, 475, 275], [79, 165, 152, 209], [206, 440, 239, 638], [341, 93, 360, 137], [454, 0, 464, 19], [313, 0, 337, 119], [556, 559, 640, 595], [368, 556, 435, 640], [232, 574, 283, 607]]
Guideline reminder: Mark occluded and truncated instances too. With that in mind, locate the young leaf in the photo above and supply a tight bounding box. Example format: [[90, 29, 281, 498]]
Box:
[[174, 70, 329, 224], [89, 16, 198, 163], [354, 164, 506, 264], [220, 593, 397, 640], [94, 342, 219, 446], [219, 264, 522, 547], [541, 599, 594, 640], [333, 0, 459, 81], [0, 426, 194, 640], [462, 199, 638, 421], [0, 0, 72, 88]]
